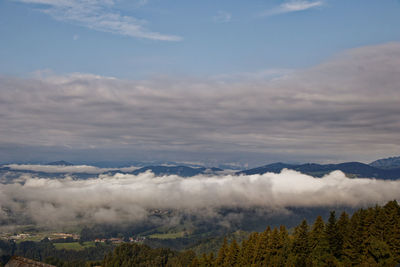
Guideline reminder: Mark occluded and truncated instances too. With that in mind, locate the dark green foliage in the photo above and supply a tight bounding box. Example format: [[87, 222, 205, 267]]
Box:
[[101, 243, 195, 267], [291, 220, 311, 267], [214, 237, 228, 266], [194, 201, 400, 267], [325, 211, 342, 258], [99, 201, 400, 266], [0, 239, 113, 267], [309, 216, 331, 265]]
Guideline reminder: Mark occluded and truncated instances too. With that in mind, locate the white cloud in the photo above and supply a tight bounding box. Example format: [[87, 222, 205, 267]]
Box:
[[261, 0, 324, 17], [5, 164, 140, 174], [17, 0, 182, 41], [213, 11, 232, 23], [281, 0, 323, 12], [0, 170, 399, 227]]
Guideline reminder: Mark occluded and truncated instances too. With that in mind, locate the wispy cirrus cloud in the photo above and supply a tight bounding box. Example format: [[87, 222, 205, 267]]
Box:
[[260, 0, 324, 17], [213, 11, 232, 23], [17, 0, 182, 41]]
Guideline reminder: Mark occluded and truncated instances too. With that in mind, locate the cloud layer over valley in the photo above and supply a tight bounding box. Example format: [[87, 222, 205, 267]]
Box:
[[1, 170, 399, 228]]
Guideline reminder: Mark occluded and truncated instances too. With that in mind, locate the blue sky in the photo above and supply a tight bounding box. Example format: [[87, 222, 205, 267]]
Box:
[[1, 0, 400, 78], [1, 0, 400, 166]]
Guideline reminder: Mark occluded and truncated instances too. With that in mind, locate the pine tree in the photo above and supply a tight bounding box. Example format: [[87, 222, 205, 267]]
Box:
[[309, 215, 332, 265], [336, 211, 350, 259], [215, 237, 228, 266], [239, 233, 258, 266], [224, 239, 240, 267], [325, 211, 342, 258], [190, 257, 200, 267], [291, 219, 310, 267], [269, 227, 287, 267], [278, 225, 290, 266], [342, 210, 365, 265], [252, 226, 270, 265], [382, 200, 400, 261]]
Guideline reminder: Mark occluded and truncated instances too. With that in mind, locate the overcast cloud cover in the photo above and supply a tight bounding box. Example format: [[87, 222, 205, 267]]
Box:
[[0, 170, 399, 227], [0, 42, 400, 165]]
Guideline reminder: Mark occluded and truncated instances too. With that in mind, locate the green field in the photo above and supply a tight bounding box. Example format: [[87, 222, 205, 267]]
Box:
[[149, 231, 186, 239], [54, 241, 96, 251]]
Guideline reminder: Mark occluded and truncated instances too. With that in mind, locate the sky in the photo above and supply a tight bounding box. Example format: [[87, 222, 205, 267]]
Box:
[[1, 0, 400, 166]]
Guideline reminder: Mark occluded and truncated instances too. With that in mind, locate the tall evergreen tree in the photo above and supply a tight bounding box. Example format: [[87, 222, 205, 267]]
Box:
[[291, 219, 310, 267], [325, 211, 342, 258], [268, 227, 287, 267], [309, 215, 332, 265], [342, 210, 365, 265], [252, 227, 270, 265], [214, 237, 228, 266], [336, 211, 350, 258], [224, 239, 240, 267], [239, 233, 258, 266], [382, 200, 400, 261]]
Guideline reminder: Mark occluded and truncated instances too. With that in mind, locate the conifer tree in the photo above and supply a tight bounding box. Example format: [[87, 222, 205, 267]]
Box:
[[382, 200, 400, 261], [224, 239, 240, 267], [252, 227, 270, 265], [278, 225, 290, 265], [190, 257, 200, 267], [325, 211, 342, 258], [215, 237, 228, 266], [342, 210, 365, 265], [291, 219, 310, 267], [239, 233, 258, 266], [269, 227, 287, 267], [336, 211, 350, 258]]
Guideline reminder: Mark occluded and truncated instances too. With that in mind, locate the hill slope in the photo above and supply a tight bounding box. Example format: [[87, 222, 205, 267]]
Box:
[[237, 162, 400, 180], [370, 156, 400, 170]]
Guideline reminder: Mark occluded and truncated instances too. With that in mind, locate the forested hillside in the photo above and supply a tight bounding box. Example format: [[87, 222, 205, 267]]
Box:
[[196, 200, 400, 266], [102, 201, 400, 267]]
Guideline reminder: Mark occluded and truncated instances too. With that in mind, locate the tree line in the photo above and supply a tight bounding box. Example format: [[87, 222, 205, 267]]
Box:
[[193, 200, 400, 266], [102, 201, 400, 266]]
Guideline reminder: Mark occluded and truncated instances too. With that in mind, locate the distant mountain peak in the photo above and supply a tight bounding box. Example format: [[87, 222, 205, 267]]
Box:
[[46, 160, 74, 166], [370, 156, 400, 170], [238, 160, 400, 180]]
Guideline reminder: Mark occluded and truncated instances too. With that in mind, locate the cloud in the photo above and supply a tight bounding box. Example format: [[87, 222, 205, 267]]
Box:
[[0, 42, 400, 164], [4, 164, 140, 174], [0, 170, 399, 227], [260, 0, 324, 17], [17, 0, 182, 41], [213, 11, 232, 23]]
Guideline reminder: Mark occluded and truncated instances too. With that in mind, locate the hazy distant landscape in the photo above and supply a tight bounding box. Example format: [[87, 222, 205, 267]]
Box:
[[1, 155, 400, 234]]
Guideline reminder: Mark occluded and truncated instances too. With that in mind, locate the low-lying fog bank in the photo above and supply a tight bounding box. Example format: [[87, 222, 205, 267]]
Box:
[[1, 169, 399, 228]]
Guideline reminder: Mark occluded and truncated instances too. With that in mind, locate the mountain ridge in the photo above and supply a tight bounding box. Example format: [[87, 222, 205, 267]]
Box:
[[237, 161, 400, 180], [370, 156, 400, 170]]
